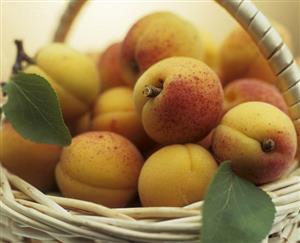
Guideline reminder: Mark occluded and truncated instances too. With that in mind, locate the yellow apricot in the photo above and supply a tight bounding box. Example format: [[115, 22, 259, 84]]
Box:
[[0, 123, 61, 191], [134, 57, 223, 144], [121, 12, 204, 86], [25, 43, 100, 120], [55, 131, 143, 207], [91, 86, 153, 149], [138, 144, 218, 207], [212, 102, 297, 184]]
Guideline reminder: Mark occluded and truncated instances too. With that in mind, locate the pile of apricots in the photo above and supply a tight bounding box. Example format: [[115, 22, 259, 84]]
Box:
[[1, 12, 299, 208]]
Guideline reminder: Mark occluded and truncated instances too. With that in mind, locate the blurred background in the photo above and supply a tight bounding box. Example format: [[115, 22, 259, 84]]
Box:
[[1, 0, 300, 81]]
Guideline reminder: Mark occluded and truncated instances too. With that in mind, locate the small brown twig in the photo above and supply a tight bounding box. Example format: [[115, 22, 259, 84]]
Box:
[[12, 40, 34, 74]]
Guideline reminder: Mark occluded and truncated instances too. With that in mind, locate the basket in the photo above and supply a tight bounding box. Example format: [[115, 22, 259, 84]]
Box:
[[1, 0, 300, 242]]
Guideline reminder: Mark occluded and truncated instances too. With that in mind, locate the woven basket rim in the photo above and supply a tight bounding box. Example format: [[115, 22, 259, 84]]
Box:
[[1, 164, 300, 242]]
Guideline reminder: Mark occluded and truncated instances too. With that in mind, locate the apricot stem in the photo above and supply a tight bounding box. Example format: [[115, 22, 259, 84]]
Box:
[[143, 85, 162, 98], [12, 40, 35, 74], [261, 138, 276, 153]]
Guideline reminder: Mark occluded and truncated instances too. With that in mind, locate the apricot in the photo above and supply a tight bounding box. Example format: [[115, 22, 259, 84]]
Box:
[[91, 86, 153, 149], [224, 79, 288, 113], [201, 31, 219, 71], [98, 42, 127, 90], [138, 144, 218, 207], [0, 123, 61, 191], [121, 12, 204, 86], [219, 23, 292, 85], [212, 102, 297, 185], [24, 43, 100, 121], [134, 57, 224, 145], [55, 131, 143, 207]]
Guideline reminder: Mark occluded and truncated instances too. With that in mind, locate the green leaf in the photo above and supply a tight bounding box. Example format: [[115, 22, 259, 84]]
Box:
[[201, 161, 275, 243], [2, 73, 71, 146]]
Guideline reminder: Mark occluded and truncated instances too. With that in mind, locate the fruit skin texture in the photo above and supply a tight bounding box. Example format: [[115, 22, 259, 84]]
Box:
[[0, 123, 61, 191], [121, 12, 204, 86], [138, 144, 218, 207], [91, 86, 153, 149], [224, 78, 288, 113], [219, 23, 292, 85], [55, 131, 143, 207], [98, 42, 127, 90], [212, 102, 297, 185], [134, 57, 224, 145], [24, 43, 100, 121]]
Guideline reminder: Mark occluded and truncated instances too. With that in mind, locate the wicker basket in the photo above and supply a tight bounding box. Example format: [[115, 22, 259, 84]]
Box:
[[1, 0, 300, 242]]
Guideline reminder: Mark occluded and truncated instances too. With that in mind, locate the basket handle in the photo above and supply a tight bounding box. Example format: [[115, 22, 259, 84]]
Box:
[[53, 0, 300, 132], [216, 1, 300, 121], [53, 0, 87, 42]]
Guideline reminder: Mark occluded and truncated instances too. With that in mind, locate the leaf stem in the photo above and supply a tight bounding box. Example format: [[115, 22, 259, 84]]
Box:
[[12, 40, 35, 74]]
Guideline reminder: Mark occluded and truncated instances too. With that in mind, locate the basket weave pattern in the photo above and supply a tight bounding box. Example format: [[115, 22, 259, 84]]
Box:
[[1, 0, 300, 242], [1, 165, 300, 242]]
